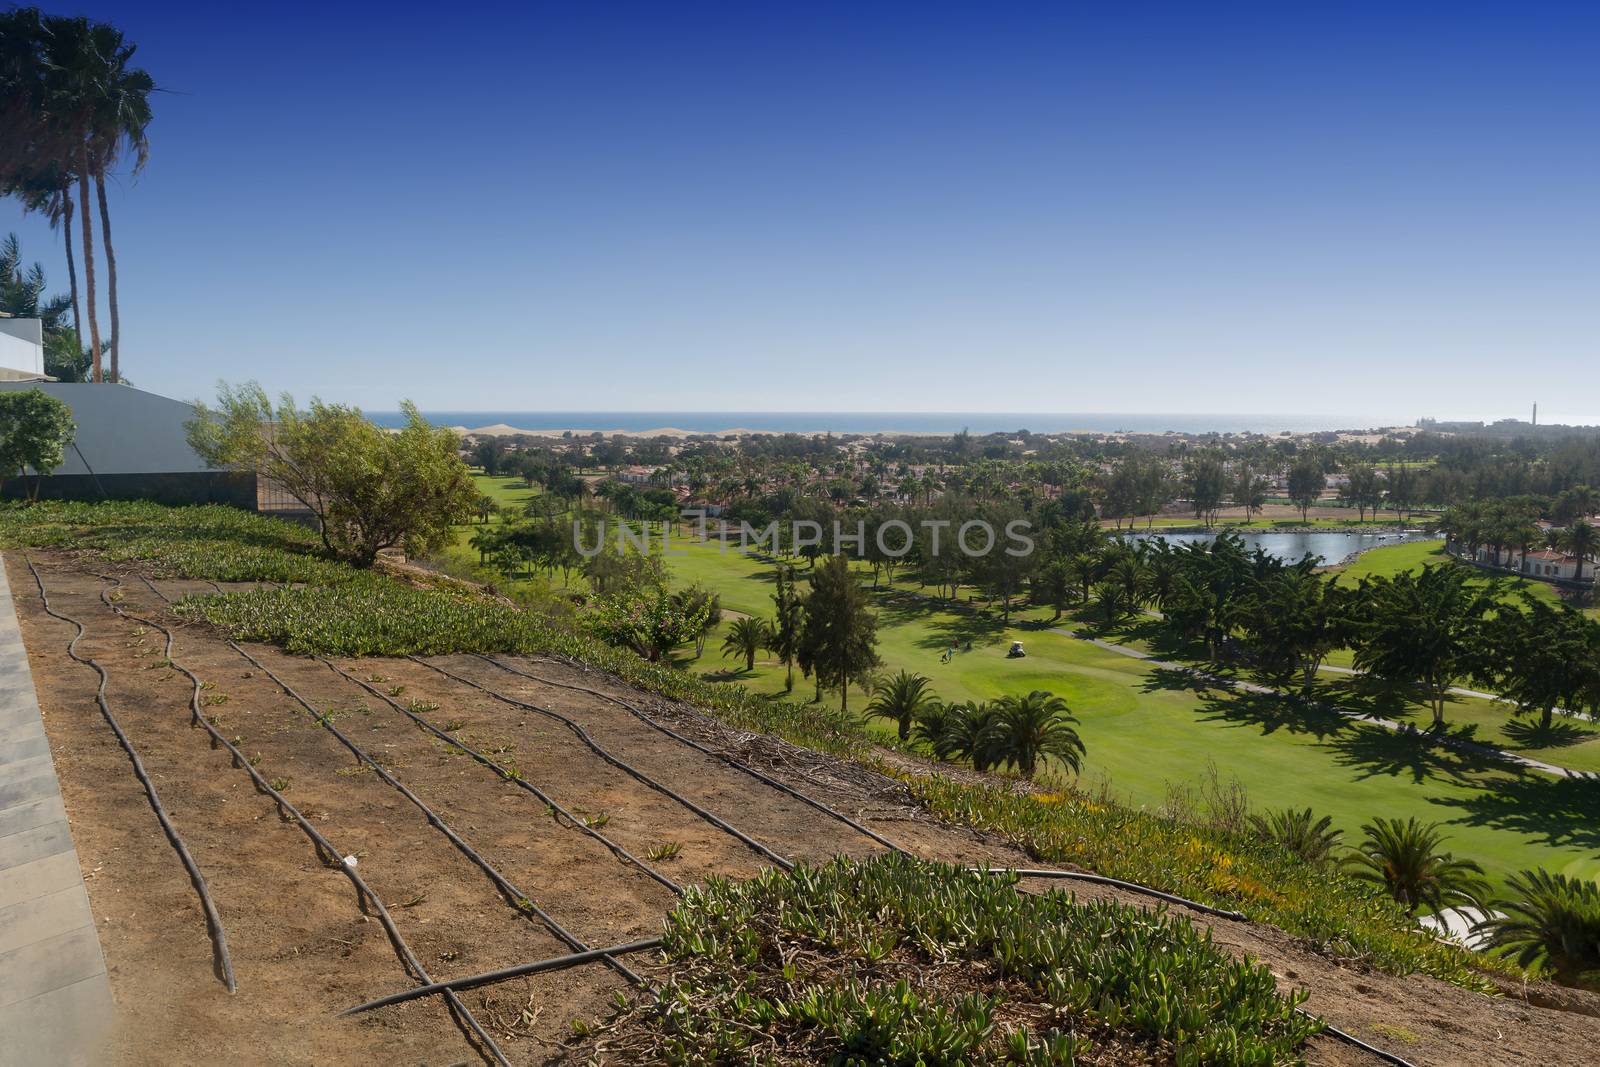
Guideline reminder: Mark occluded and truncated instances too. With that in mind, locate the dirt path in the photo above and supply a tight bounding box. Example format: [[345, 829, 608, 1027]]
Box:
[[8, 550, 1600, 1065]]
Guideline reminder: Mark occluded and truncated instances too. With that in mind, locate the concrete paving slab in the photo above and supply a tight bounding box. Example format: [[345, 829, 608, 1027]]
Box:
[[0, 972, 115, 1067], [0, 811, 74, 872], [0, 923, 105, 1009], [0, 794, 67, 840], [0, 885, 95, 955], [0, 555, 112, 1060], [0, 852, 83, 911]]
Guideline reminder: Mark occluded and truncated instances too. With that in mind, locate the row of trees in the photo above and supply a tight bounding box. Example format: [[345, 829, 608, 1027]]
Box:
[[1070, 532, 1600, 730], [2, 9, 154, 383]]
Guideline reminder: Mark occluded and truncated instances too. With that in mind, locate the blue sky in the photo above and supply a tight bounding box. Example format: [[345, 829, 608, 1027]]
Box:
[[6, 2, 1598, 419]]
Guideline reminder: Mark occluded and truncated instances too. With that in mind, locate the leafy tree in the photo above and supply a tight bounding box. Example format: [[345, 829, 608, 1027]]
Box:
[[0, 387, 74, 500], [1238, 568, 1348, 688], [1481, 869, 1600, 987], [186, 383, 474, 566], [674, 584, 720, 655], [1232, 464, 1269, 522], [582, 541, 664, 595], [1286, 457, 1325, 523], [767, 564, 802, 692], [1474, 595, 1600, 731], [1248, 807, 1342, 866], [865, 669, 940, 742], [1344, 817, 1488, 915], [1183, 454, 1227, 527], [986, 690, 1085, 778], [1341, 464, 1380, 522], [720, 616, 770, 672], [588, 582, 711, 663], [796, 554, 881, 712], [1349, 565, 1488, 726]]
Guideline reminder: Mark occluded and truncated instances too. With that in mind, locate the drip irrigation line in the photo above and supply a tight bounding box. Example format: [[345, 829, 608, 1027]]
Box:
[[318, 656, 684, 897], [342, 938, 664, 1017], [23, 557, 236, 993], [225, 642, 644, 987], [1309, 1013, 1416, 1066], [146, 580, 1412, 1067], [476, 653, 907, 854], [981, 868, 1249, 922], [137, 576, 678, 897], [412, 656, 796, 871], [95, 575, 508, 1066]]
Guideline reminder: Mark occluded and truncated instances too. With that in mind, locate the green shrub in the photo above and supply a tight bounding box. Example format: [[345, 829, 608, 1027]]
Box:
[[601, 854, 1322, 1065], [903, 775, 1501, 991]]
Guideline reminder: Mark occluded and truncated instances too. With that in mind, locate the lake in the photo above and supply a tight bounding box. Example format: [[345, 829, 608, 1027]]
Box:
[[1121, 529, 1439, 566]]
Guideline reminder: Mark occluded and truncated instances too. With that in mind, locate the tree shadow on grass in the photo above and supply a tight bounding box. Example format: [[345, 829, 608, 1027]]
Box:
[[1139, 666, 1218, 698], [1427, 771, 1600, 852], [912, 612, 1013, 653], [1503, 718, 1600, 751], [1191, 687, 1352, 743], [1323, 722, 1491, 787]]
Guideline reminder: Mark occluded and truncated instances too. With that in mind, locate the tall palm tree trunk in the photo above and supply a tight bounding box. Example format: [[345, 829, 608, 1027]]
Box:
[[62, 187, 82, 349], [94, 172, 119, 382], [75, 157, 102, 382]]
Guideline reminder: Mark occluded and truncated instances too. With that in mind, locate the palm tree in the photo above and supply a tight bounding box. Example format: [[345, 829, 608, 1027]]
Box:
[[1344, 817, 1488, 915], [1480, 869, 1600, 986], [1248, 807, 1342, 866], [986, 691, 1085, 778], [23, 13, 155, 383], [911, 703, 961, 760], [720, 616, 770, 673], [943, 701, 1004, 772], [89, 40, 153, 384], [864, 670, 940, 742]]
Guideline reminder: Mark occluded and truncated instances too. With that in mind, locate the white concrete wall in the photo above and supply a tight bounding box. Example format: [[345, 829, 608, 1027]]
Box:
[[0, 330, 44, 376], [0, 382, 216, 474]]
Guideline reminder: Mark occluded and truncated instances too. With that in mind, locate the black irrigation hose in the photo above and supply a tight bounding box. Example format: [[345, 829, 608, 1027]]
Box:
[[1311, 1017, 1417, 1067], [412, 656, 797, 871], [319, 656, 685, 897], [153, 581, 1412, 1066], [342, 937, 664, 1017], [138, 577, 680, 897], [984, 868, 1249, 922], [22, 557, 237, 993], [225, 641, 644, 987], [476, 653, 908, 854], [95, 576, 509, 1066]]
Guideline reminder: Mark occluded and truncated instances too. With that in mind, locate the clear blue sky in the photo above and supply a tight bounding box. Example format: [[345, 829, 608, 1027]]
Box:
[[6, 2, 1598, 419]]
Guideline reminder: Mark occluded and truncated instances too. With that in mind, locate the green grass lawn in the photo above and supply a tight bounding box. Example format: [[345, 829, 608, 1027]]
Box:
[[663, 539, 1600, 889]]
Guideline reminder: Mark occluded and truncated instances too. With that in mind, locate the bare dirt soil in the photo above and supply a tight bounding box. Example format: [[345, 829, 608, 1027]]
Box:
[[9, 550, 1599, 1065]]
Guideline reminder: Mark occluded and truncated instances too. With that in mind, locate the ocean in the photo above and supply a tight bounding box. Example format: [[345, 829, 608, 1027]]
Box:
[[365, 412, 1406, 435]]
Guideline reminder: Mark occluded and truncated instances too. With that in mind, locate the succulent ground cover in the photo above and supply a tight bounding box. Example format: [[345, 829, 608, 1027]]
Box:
[[580, 854, 1323, 1065]]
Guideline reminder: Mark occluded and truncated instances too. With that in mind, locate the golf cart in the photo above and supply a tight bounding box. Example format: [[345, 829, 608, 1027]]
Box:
[[1007, 641, 1026, 659]]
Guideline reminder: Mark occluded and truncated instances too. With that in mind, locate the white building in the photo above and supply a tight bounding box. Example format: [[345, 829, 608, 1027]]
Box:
[[1469, 545, 1591, 584], [0, 315, 45, 378], [0, 336, 254, 506]]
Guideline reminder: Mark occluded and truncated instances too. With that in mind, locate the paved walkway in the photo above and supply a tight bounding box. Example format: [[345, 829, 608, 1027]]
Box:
[[1051, 627, 1591, 780], [0, 557, 114, 1065]]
